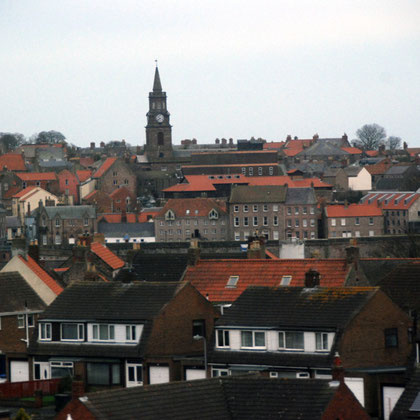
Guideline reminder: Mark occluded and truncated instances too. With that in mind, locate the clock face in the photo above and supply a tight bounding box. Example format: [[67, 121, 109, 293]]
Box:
[[155, 114, 164, 123]]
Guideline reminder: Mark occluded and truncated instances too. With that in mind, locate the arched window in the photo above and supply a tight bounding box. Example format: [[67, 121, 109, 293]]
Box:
[[157, 132, 164, 146]]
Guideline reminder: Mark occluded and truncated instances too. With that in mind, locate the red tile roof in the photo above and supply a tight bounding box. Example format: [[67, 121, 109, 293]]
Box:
[[54, 267, 69, 272], [109, 186, 133, 199], [84, 190, 100, 200], [138, 211, 159, 223], [406, 148, 420, 157], [283, 148, 302, 157], [361, 192, 420, 210], [92, 157, 118, 178], [325, 203, 382, 217], [0, 153, 27, 171], [263, 141, 285, 149], [19, 255, 63, 296], [365, 150, 379, 157], [365, 161, 392, 175], [3, 185, 21, 199], [12, 186, 38, 198], [76, 170, 92, 182], [79, 157, 95, 168], [183, 259, 350, 303], [247, 176, 332, 188], [158, 198, 227, 218], [90, 242, 125, 270], [17, 172, 57, 181], [98, 213, 149, 223], [341, 147, 362, 154]]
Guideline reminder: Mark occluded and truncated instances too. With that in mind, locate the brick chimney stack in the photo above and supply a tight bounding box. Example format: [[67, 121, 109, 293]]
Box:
[[332, 352, 345, 383], [187, 237, 201, 266], [345, 245, 360, 266], [247, 233, 266, 259]]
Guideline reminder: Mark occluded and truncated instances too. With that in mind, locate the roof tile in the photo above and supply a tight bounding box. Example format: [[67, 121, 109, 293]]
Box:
[[90, 242, 125, 270]]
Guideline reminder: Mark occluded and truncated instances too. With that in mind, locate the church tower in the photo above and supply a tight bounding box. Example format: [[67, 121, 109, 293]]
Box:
[[145, 65, 173, 160]]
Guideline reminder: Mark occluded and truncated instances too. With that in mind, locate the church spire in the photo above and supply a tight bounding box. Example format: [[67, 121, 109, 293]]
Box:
[[153, 62, 162, 92]]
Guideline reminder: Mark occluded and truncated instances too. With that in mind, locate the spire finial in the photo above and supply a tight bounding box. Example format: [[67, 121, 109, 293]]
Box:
[[155, 59, 158, 68], [153, 63, 162, 92]]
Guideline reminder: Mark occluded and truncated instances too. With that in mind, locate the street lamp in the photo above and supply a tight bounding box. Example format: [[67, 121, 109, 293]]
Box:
[[193, 335, 207, 378]]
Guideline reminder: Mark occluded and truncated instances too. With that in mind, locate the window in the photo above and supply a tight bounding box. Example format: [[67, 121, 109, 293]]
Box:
[[331, 219, 336, 226], [216, 330, 230, 347], [113, 179, 118, 185], [279, 331, 304, 350], [253, 205, 258, 212], [355, 217, 360, 226], [287, 219, 292, 228], [302, 219, 307, 227], [92, 324, 115, 341], [295, 207, 299, 215], [84, 218, 89, 226], [88, 363, 120, 386], [263, 216, 268, 226], [369, 230, 375, 237], [234, 232, 240, 241], [258, 167, 262, 176], [241, 331, 266, 348], [269, 166, 273, 175], [341, 218, 346, 226], [243, 205, 248, 212], [385, 328, 398, 348], [355, 231, 360, 237], [241, 167, 246, 175], [287, 207, 291, 216], [310, 219, 315, 227], [18, 314, 34, 328], [310, 207, 315, 214], [234, 217, 239, 227], [124, 179, 129, 185], [65, 179, 69, 186], [55, 218, 60, 227], [39, 323, 52, 341], [209, 209, 218, 219], [280, 275, 292, 286], [126, 363, 143, 386], [253, 216, 258, 226], [315, 332, 329, 351], [263, 204, 268, 212], [61, 323, 84, 341], [273, 204, 278, 212], [249, 167, 253, 176], [295, 219, 299, 227], [303, 207, 307, 215], [226, 276, 239, 288], [273, 216, 278, 226], [273, 231, 279, 240], [243, 217, 249, 226], [369, 217, 374, 225], [55, 234, 61, 245], [42, 235, 47, 245], [212, 368, 229, 377], [234, 205, 239, 212], [113, 171, 118, 177], [193, 320, 206, 338], [17, 314, 24, 328]]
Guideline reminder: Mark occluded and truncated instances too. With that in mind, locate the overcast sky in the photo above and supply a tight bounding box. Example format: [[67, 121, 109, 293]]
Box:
[[1, 0, 419, 148]]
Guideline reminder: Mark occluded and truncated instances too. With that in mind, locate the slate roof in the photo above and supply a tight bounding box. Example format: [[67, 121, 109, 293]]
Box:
[[90, 242, 125, 270], [285, 187, 317, 205], [325, 203, 382, 218], [385, 165, 412, 175], [229, 185, 287, 204], [0, 271, 46, 313], [344, 166, 363, 177], [42, 205, 96, 220], [390, 367, 420, 419], [298, 141, 349, 157], [247, 176, 332, 188], [377, 262, 420, 313], [0, 153, 26, 171], [39, 281, 181, 321], [92, 157, 118, 178], [65, 375, 343, 420], [98, 222, 155, 238], [183, 259, 351, 303]]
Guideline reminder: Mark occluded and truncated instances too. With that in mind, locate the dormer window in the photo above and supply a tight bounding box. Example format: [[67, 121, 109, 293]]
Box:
[[226, 275, 239, 288], [209, 209, 218, 220], [195, 210, 199, 215], [55, 218, 61, 227], [280, 275, 292, 286], [165, 210, 175, 221]]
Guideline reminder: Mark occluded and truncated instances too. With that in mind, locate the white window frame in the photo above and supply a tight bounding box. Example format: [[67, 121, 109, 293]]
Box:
[[273, 216, 278, 226], [61, 323, 85, 342], [263, 204, 268, 212], [39, 323, 52, 341], [92, 324, 115, 341], [126, 325, 137, 342], [216, 330, 230, 348], [315, 332, 329, 352], [253, 216, 258, 226], [234, 205, 239, 212], [212, 368, 229, 377], [126, 362, 143, 387], [240, 330, 266, 349], [253, 205, 258, 212], [234, 217, 239, 227], [243, 217, 249, 227], [341, 218, 346, 226], [243, 205, 248, 212], [355, 217, 360, 226], [226, 275, 239, 288], [369, 217, 374, 225], [278, 331, 304, 351], [280, 275, 292, 286], [263, 216, 268, 226], [331, 218, 336, 227]]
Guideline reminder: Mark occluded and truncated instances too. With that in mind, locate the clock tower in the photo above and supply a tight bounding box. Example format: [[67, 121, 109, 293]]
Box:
[[145, 65, 173, 160]]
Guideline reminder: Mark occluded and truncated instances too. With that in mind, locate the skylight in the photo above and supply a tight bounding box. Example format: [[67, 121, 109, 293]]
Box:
[[280, 275, 292, 286], [226, 276, 239, 288]]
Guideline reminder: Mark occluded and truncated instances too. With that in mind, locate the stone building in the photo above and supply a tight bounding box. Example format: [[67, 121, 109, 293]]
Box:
[[155, 198, 228, 242]]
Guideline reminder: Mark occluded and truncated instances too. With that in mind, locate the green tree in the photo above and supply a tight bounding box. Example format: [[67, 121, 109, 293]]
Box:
[[0, 132, 25, 151], [32, 130, 66, 144], [13, 408, 31, 420]]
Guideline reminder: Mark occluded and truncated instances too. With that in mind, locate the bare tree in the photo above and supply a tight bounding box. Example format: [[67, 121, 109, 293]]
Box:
[[355, 123, 386, 150], [387, 136, 402, 150]]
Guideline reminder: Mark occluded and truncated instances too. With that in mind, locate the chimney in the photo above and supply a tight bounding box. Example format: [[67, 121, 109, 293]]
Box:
[[215, 138, 220, 144], [305, 270, 320, 288], [28, 241, 39, 263], [187, 237, 201, 266], [294, 136, 298, 140], [100, 141, 105, 148], [11, 237, 27, 258], [345, 245, 360, 266], [403, 141, 408, 150], [222, 138, 227, 145], [71, 379, 85, 400], [120, 267, 135, 283], [90, 142, 95, 150], [27, 202, 31, 217], [313, 133, 319, 140], [331, 352, 345, 383], [286, 135, 292, 141], [92, 233, 105, 244], [342, 133, 348, 142], [344, 200, 348, 208], [229, 138, 233, 145], [192, 138, 197, 144], [247, 234, 266, 259]]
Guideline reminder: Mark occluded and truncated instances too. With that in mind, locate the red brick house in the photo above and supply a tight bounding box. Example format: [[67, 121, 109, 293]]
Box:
[[82, 190, 112, 213], [16, 172, 59, 194], [57, 169, 80, 203], [0, 153, 27, 172], [109, 186, 137, 213], [29, 281, 219, 388], [324, 203, 384, 238], [92, 157, 137, 196]]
